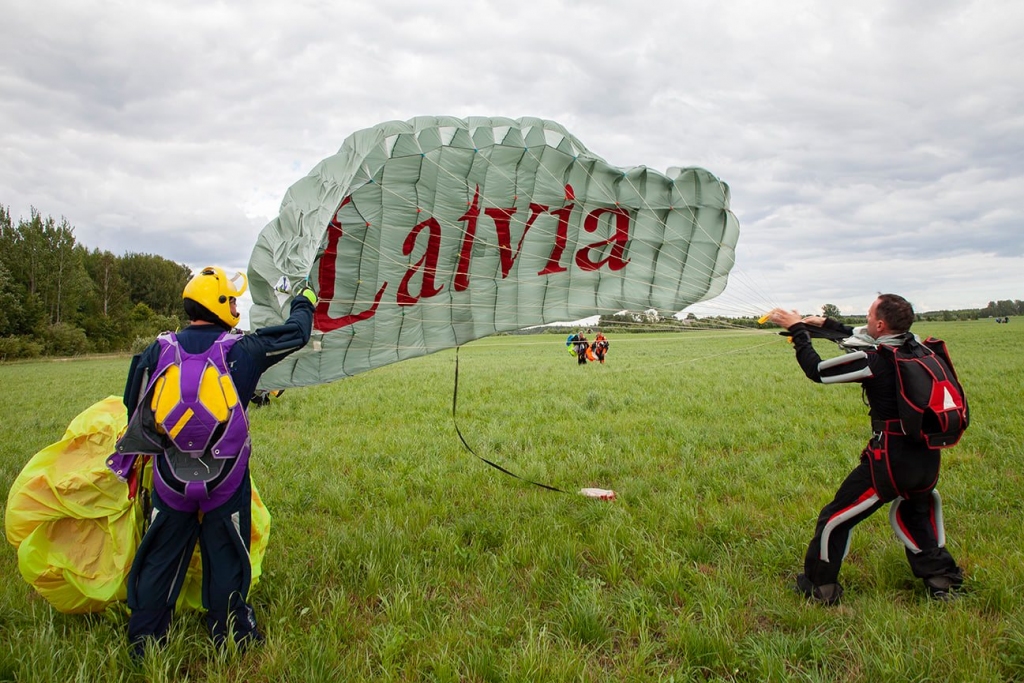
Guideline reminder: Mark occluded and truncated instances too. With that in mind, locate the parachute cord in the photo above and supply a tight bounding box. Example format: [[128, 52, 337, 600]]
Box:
[[452, 347, 568, 494]]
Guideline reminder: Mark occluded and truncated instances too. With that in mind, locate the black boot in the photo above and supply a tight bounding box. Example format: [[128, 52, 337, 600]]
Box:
[[924, 575, 964, 601], [127, 608, 172, 660], [207, 605, 265, 650], [796, 573, 844, 606]]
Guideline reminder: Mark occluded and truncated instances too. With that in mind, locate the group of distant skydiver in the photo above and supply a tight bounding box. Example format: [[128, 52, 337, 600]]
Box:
[[565, 330, 610, 365]]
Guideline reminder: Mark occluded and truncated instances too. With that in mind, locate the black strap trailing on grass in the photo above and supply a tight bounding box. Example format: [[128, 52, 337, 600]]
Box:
[[451, 347, 567, 494]]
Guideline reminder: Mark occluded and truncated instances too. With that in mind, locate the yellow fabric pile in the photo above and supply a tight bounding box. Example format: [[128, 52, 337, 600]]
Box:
[[5, 396, 271, 614]]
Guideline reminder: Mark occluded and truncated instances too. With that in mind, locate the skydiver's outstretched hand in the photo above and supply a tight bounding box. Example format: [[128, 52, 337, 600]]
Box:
[[767, 308, 827, 329], [295, 284, 318, 306], [766, 308, 804, 330]]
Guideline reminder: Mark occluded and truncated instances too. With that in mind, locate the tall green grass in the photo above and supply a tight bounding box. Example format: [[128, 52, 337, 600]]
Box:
[[1, 321, 1022, 682]]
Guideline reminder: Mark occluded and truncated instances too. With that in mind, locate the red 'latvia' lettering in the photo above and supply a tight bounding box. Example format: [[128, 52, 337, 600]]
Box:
[[537, 204, 574, 276], [314, 184, 636, 331], [488, 207, 518, 278], [493, 202, 547, 278], [575, 207, 632, 271], [397, 217, 445, 306], [315, 198, 387, 332], [453, 186, 482, 292]]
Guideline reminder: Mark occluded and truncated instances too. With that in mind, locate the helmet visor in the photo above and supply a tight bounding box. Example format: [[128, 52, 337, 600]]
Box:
[[225, 270, 248, 298]]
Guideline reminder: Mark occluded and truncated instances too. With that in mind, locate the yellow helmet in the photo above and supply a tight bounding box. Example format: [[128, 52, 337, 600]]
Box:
[[182, 266, 248, 328]]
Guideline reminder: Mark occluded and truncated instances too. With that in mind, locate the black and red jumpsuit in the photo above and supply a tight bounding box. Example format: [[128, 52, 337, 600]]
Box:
[[789, 319, 963, 591]]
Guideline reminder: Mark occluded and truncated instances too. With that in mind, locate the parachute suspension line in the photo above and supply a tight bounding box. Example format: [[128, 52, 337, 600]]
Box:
[[405, 138, 775, 318], [508, 148, 734, 307], [352, 150, 745, 317], [451, 347, 568, 494], [602, 167, 777, 318], [324, 155, 779, 346], [345, 136, 723, 299], [509, 145, 775, 317]]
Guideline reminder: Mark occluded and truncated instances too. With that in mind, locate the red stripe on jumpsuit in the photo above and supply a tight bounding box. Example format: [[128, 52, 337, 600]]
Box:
[[820, 488, 880, 562]]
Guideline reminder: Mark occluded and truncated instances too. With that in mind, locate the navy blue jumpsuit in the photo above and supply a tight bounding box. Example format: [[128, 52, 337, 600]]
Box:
[[123, 296, 313, 651]]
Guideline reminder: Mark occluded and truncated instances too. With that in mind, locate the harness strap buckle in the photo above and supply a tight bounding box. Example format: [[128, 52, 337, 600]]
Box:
[[871, 418, 905, 435]]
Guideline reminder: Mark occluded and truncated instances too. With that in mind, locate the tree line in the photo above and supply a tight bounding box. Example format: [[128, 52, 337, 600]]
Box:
[[978, 300, 1024, 318], [1, 205, 193, 360]]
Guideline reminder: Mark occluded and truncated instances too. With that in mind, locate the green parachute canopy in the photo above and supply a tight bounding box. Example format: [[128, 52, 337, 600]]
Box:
[[248, 116, 739, 388]]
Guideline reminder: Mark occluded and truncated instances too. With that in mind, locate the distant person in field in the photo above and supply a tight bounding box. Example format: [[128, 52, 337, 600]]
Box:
[[107, 267, 315, 657], [565, 333, 577, 357], [572, 330, 590, 365], [591, 331, 610, 364], [767, 294, 964, 604]]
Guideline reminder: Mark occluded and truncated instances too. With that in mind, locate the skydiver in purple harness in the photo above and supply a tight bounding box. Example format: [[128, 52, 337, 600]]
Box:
[[767, 294, 964, 604], [108, 266, 315, 657]]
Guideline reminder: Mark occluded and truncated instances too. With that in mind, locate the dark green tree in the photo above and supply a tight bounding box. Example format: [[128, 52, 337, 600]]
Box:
[[0, 260, 19, 336], [84, 249, 129, 318], [1, 212, 47, 334], [821, 303, 842, 319], [118, 253, 192, 320], [0, 209, 91, 326], [79, 249, 133, 351]]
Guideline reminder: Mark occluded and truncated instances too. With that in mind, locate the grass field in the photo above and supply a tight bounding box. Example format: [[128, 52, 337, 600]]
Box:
[[1, 321, 1023, 682]]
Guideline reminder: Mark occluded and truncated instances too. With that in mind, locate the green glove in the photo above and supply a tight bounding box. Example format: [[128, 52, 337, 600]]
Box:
[[296, 285, 318, 306]]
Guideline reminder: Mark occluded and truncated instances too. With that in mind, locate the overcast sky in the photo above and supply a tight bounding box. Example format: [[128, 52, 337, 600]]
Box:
[[2, 0, 1021, 324]]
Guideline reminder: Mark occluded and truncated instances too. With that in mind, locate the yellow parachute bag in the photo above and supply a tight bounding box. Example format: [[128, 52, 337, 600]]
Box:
[[5, 396, 271, 614]]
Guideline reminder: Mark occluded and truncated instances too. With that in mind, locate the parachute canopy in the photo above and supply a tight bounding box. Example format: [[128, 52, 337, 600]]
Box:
[[248, 116, 739, 388]]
